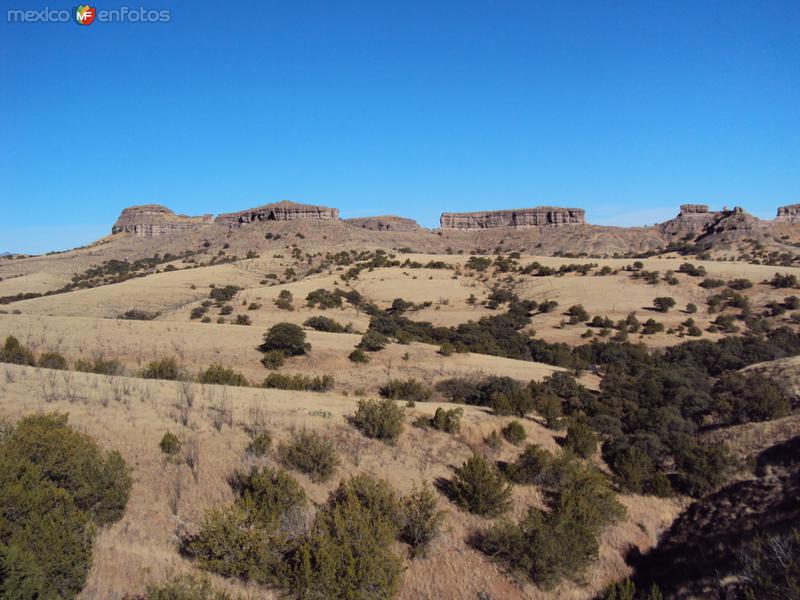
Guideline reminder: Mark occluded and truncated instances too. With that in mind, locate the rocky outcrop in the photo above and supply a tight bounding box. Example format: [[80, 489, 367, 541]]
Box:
[[659, 204, 719, 237], [112, 205, 213, 238], [776, 204, 800, 223], [215, 201, 339, 227], [440, 206, 585, 230], [679, 204, 710, 214], [345, 216, 420, 232]]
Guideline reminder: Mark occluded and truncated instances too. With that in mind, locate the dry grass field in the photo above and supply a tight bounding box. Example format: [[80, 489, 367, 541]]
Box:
[[2, 223, 800, 600]]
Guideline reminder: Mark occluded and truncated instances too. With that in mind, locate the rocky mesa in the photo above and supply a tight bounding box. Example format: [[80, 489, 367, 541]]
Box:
[[440, 206, 585, 229], [111, 205, 213, 239], [215, 200, 339, 227], [345, 215, 420, 232], [776, 204, 800, 223]]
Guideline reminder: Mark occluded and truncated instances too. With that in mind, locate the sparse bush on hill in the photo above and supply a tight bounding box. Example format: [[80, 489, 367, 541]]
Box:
[[209, 285, 241, 302], [198, 364, 249, 386], [245, 430, 272, 457], [352, 398, 405, 443], [402, 485, 444, 558], [142, 357, 181, 380], [430, 407, 463, 433], [0, 335, 34, 366], [259, 323, 309, 357], [119, 308, 159, 321], [263, 372, 333, 392], [476, 458, 624, 589], [234, 314, 251, 326], [132, 574, 237, 600], [449, 453, 513, 517], [159, 431, 181, 456], [653, 296, 676, 312], [278, 430, 339, 482], [286, 475, 403, 600], [259, 350, 284, 370], [304, 315, 347, 333], [0, 413, 131, 599], [768, 272, 798, 288], [435, 375, 533, 417], [567, 304, 589, 324], [348, 348, 370, 363], [274, 290, 294, 311], [358, 329, 389, 352], [501, 420, 526, 445], [379, 378, 432, 402], [74, 356, 123, 375], [306, 288, 343, 309], [37, 351, 68, 370], [564, 421, 597, 458]]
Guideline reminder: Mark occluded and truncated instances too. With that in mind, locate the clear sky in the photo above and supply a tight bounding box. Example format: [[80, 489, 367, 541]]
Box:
[[1, 1, 798, 253]]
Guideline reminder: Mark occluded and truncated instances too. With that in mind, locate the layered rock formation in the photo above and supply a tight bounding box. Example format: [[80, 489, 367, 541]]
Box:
[[440, 206, 585, 230], [776, 204, 800, 223], [345, 216, 420, 232], [659, 204, 718, 237], [215, 201, 339, 227], [111, 205, 213, 238]]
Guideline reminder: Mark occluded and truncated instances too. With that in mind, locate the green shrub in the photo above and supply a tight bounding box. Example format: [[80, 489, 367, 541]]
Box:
[[484, 430, 502, 449], [274, 290, 294, 311], [230, 467, 307, 529], [567, 304, 589, 324], [119, 308, 159, 321], [477, 459, 624, 589], [712, 372, 790, 424], [653, 297, 676, 312], [234, 314, 251, 326], [449, 453, 513, 517], [259, 323, 309, 356], [501, 421, 526, 445], [305, 288, 343, 309], [352, 398, 405, 443], [286, 480, 402, 599], [142, 357, 181, 380], [37, 351, 68, 370], [159, 432, 181, 456], [199, 364, 249, 386], [278, 430, 339, 482], [135, 574, 237, 600], [74, 356, 122, 375], [401, 485, 444, 558], [686, 302, 698, 314], [430, 407, 463, 433], [245, 431, 272, 457], [0, 413, 131, 599], [304, 315, 345, 333], [438, 342, 455, 356], [379, 378, 432, 402], [564, 421, 597, 458], [0, 335, 34, 366], [348, 348, 370, 363], [358, 330, 389, 352], [260, 350, 285, 370], [263, 372, 333, 392], [209, 285, 241, 302], [533, 393, 563, 428], [507, 444, 560, 486]]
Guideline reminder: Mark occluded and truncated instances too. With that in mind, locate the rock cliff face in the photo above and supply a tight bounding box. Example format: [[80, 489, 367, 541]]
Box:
[[111, 205, 213, 238], [776, 204, 800, 223], [659, 205, 718, 237], [440, 206, 585, 229], [345, 216, 420, 232], [215, 201, 339, 227]]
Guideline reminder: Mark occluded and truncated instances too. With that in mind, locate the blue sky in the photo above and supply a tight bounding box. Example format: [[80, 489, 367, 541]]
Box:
[[1, 1, 798, 253]]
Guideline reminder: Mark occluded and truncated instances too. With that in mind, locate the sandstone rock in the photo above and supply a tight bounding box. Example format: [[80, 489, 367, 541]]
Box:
[[680, 204, 710, 214], [345, 216, 420, 232], [439, 206, 585, 229], [111, 205, 213, 238], [776, 204, 800, 223], [215, 200, 339, 227]]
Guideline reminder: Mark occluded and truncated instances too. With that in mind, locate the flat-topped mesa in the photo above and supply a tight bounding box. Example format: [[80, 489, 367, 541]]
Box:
[[440, 206, 585, 230], [345, 215, 420, 232], [776, 204, 800, 223], [111, 204, 213, 238], [215, 200, 340, 227]]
